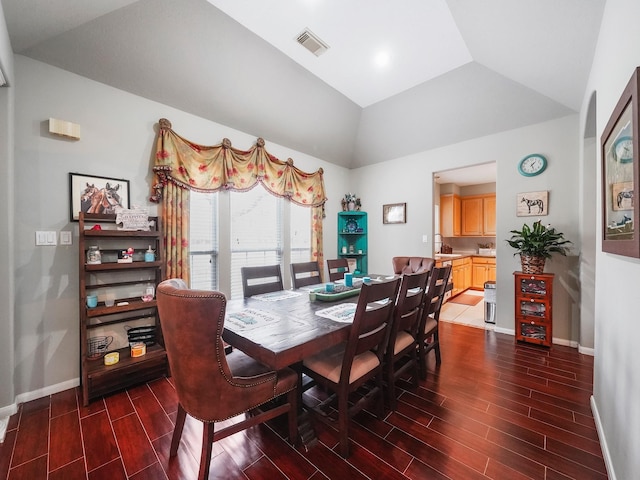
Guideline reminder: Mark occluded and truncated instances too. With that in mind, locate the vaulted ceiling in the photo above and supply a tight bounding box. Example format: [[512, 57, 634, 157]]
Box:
[[1, 0, 605, 168]]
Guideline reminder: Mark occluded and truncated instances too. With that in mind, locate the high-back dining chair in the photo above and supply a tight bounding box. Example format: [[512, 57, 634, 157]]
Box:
[[418, 265, 452, 379], [156, 279, 298, 480], [392, 256, 435, 275], [327, 258, 349, 282], [385, 270, 430, 409], [241, 264, 284, 297], [302, 277, 401, 458], [290, 261, 322, 288]]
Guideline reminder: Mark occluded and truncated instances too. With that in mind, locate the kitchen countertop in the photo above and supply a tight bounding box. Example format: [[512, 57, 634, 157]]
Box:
[[434, 253, 496, 260]]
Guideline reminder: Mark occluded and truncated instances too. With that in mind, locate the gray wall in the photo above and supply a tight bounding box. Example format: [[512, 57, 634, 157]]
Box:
[[6, 55, 349, 410], [0, 3, 15, 421], [585, 0, 640, 477], [351, 115, 581, 346]]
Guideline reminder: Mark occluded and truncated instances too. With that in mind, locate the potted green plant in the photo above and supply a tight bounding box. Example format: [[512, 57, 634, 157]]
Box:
[[506, 220, 572, 273]]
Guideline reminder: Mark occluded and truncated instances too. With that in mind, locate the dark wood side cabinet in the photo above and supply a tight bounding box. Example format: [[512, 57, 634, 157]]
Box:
[[78, 212, 167, 405], [514, 272, 554, 347]]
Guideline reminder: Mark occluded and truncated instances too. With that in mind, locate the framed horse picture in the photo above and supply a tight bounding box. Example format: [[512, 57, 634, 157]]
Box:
[[69, 172, 130, 221], [516, 191, 548, 217]]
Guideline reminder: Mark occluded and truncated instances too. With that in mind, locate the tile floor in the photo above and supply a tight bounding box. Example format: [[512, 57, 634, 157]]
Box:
[[440, 289, 494, 330]]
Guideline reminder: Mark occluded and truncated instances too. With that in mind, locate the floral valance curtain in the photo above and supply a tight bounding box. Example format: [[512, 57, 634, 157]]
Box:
[[150, 118, 327, 283]]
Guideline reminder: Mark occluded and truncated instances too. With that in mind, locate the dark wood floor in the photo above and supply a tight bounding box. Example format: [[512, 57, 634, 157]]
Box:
[[0, 322, 607, 479]]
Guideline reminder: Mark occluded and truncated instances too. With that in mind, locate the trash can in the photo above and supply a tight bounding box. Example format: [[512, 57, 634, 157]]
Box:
[[484, 281, 496, 324]]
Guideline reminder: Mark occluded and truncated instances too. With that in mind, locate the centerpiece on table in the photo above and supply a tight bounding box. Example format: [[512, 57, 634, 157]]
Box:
[[506, 220, 572, 274], [341, 193, 361, 211]]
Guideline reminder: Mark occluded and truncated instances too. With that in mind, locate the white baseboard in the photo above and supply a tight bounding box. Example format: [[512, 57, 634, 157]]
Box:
[[552, 337, 578, 348], [14, 378, 79, 406], [578, 345, 595, 356], [0, 377, 80, 443], [591, 395, 616, 479], [494, 326, 514, 335]]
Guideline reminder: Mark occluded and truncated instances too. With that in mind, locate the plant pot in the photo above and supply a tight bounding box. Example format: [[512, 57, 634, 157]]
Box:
[[348, 201, 355, 211], [520, 254, 545, 274]]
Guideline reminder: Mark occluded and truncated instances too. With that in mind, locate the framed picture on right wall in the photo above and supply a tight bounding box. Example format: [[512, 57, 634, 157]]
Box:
[[601, 66, 640, 258]]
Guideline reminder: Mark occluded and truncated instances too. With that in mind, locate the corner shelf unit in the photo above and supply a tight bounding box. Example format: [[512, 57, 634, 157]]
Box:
[[78, 212, 168, 406], [337, 211, 368, 275], [514, 272, 554, 347]]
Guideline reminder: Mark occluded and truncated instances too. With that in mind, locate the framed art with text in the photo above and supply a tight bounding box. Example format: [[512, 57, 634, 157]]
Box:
[[69, 172, 130, 221], [601, 67, 640, 257]]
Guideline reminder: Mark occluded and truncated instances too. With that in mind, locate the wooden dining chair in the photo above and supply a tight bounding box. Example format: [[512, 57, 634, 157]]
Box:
[[302, 277, 401, 458], [156, 279, 298, 480], [385, 270, 430, 410], [290, 261, 322, 288], [418, 265, 452, 379], [327, 258, 349, 282], [241, 264, 284, 297]]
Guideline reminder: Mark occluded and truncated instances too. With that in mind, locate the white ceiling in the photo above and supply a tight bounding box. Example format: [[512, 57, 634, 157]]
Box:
[[1, 0, 606, 175], [207, 0, 473, 108]]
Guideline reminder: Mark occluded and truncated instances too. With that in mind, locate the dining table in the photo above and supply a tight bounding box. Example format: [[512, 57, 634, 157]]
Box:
[[222, 275, 398, 370]]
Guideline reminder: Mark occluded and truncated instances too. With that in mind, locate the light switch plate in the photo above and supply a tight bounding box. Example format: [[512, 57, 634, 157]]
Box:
[[60, 231, 72, 245], [35, 231, 57, 246]]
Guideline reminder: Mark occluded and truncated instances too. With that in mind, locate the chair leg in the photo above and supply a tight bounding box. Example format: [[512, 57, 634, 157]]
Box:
[[410, 348, 420, 389], [386, 360, 396, 411], [434, 331, 441, 365], [418, 343, 427, 380], [170, 404, 187, 456], [338, 390, 350, 458], [198, 422, 215, 480], [286, 387, 298, 445]]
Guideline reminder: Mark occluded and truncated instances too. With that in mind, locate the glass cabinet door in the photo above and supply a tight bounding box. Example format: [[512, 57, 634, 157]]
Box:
[[519, 277, 547, 296], [519, 299, 546, 318]]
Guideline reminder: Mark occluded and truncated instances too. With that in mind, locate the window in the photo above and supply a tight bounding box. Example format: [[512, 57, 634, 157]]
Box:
[[189, 191, 219, 290], [189, 187, 312, 298]]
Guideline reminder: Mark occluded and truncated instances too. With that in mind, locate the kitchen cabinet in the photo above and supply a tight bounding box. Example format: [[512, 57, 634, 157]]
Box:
[[461, 194, 496, 236], [471, 256, 496, 289], [337, 211, 367, 274], [78, 212, 168, 405], [440, 194, 461, 237], [451, 257, 471, 296], [514, 272, 553, 347]]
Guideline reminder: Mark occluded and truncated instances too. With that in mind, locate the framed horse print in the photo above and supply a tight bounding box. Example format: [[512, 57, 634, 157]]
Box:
[[516, 191, 548, 217], [69, 172, 130, 221], [601, 66, 640, 258]]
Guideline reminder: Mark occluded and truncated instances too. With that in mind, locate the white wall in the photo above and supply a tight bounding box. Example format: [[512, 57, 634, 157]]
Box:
[[352, 114, 581, 345], [584, 0, 640, 477], [5, 55, 349, 412]]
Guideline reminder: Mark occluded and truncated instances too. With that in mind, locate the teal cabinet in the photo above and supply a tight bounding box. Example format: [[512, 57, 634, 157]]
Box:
[[337, 212, 367, 275]]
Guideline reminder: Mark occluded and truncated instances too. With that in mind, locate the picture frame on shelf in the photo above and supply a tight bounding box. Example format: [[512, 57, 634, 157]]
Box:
[[516, 191, 548, 217], [69, 172, 130, 221], [601, 66, 640, 257], [383, 203, 406, 224]]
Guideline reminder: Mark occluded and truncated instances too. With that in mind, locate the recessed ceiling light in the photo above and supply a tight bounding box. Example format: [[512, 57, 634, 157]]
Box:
[[373, 50, 391, 68]]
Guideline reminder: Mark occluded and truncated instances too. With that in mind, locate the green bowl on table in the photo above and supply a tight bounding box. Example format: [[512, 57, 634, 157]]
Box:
[[313, 284, 361, 302]]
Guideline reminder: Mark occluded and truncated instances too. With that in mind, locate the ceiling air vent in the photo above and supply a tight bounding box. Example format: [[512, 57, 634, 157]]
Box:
[[296, 29, 329, 57]]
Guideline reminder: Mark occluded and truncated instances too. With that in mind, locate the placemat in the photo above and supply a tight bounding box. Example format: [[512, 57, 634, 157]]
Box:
[[226, 309, 282, 331], [315, 303, 358, 323], [251, 290, 302, 301]]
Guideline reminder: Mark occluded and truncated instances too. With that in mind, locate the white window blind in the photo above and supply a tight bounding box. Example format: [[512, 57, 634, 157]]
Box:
[[189, 186, 312, 297], [189, 191, 218, 290]]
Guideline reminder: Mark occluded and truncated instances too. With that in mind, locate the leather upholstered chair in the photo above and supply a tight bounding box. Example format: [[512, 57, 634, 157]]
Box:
[[302, 278, 401, 457], [418, 265, 452, 379], [392, 256, 435, 275], [241, 264, 284, 297], [327, 258, 350, 282], [156, 279, 298, 480], [385, 271, 429, 409], [290, 261, 322, 288]]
